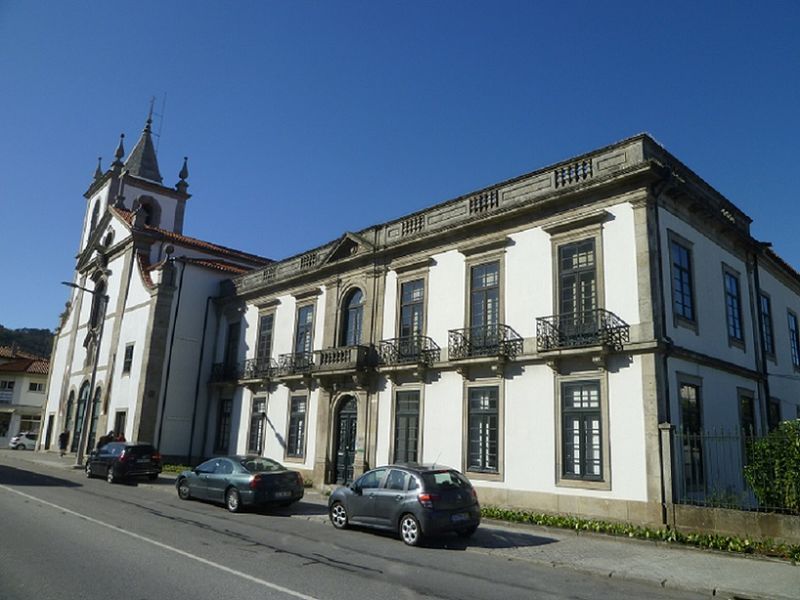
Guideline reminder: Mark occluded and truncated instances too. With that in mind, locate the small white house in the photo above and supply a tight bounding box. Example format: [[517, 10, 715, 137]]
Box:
[[0, 346, 48, 446]]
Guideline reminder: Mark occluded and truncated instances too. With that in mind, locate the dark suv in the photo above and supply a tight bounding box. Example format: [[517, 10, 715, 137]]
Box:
[[328, 464, 480, 546], [85, 442, 162, 483]]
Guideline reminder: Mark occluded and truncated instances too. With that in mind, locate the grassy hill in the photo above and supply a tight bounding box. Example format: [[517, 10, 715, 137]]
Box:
[[0, 325, 54, 358]]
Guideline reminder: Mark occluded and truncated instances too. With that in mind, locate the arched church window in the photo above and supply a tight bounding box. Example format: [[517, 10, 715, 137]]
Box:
[[89, 201, 100, 237], [103, 230, 114, 247], [89, 280, 107, 330], [134, 196, 161, 228], [340, 288, 364, 346]]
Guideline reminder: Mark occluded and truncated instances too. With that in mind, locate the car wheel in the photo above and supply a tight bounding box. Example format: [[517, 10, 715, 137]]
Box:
[[106, 467, 116, 484], [399, 514, 423, 546], [85, 463, 93, 478], [225, 487, 241, 513], [456, 525, 478, 538], [177, 478, 191, 501], [329, 502, 349, 529], [17, 444, 26, 451]]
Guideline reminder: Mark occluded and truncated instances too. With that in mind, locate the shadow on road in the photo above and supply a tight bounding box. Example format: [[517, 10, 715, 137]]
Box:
[[427, 527, 557, 551], [257, 500, 329, 517], [0, 464, 83, 488]]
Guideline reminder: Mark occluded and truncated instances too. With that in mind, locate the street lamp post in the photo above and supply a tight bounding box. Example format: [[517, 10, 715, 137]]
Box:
[[62, 281, 108, 469]]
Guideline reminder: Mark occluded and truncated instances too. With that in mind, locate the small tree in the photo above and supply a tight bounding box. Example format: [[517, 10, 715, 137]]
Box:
[[744, 419, 800, 513]]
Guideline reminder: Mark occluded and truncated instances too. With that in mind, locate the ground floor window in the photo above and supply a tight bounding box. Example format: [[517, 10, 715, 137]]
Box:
[[248, 398, 266, 454], [679, 381, 704, 492], [467, 386, 499, 473], [286, 395, 307, 458], [394, 390, 420, 463], [214, 399, 233, 454], [562, 380, 602, 480], [114, 411, 127, 438], [19, 415, 41, 434]]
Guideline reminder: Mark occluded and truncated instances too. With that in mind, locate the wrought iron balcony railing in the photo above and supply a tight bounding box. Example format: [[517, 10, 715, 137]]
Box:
[[241, 357, 278, 380], [276, 351, 314, 376], [536, 308, 630, 352], [210, 362, 241, 383], [448, 324, 523, 361], [379, 335, 441, 366], [313, 345, 372, 373]]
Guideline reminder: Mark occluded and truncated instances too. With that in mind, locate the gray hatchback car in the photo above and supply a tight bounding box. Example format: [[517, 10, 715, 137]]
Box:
[[328, 464, 480, 546]]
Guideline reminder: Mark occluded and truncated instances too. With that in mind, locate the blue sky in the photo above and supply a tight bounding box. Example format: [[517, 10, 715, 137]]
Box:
[[1, 1, 798, 330]]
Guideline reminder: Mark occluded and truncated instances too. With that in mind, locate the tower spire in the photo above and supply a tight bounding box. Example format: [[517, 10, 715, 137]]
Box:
[[124, 110, 163, 183], [94, 157, 103, 181], [111, 134, 125, 172]]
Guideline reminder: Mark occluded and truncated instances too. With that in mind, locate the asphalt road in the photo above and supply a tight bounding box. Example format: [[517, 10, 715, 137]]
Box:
[[0, 454, 706, 600]]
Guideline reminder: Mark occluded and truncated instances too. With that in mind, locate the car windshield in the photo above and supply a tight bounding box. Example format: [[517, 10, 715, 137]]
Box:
[[240, 458, 284, 473], [421, 470, 472, 491]]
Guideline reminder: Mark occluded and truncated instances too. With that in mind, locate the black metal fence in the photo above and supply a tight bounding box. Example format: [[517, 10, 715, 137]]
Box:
[[671, 427, 791, 513]]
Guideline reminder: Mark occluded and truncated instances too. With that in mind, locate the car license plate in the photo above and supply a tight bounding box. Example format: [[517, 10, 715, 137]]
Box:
[[451, 513, 469, 523], [136, 459, 150, 464], [275, 490, 291, 498]]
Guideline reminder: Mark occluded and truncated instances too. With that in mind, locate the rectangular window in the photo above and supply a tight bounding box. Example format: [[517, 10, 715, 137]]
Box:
[[739, 392, 756, 436], [224, 323, 241, 375], [670, 239, 695, 323], [679, 382, 704, 491], [562, 381, 602, 480], [399, 280, 425, 339], [788, 311, 800, 369], [19, 415, 40, 434], [214, 398, 232, 454], [294, 305, 314, 357], [768, 398, 781, 431], [114, 411, 126, 438], [248, 398, 266, 454], [28, 382, 45, 393], [122, 343, 134, 374], [286, 395, 307, 458], [467, 386, 498, 473], [0, 381, 15, 390], [723, 270, 743, 342], [759, 293, 774, 356], [0, 380, 13, 403], [393, 390, 420, 463], [256, 314, 274, 363]]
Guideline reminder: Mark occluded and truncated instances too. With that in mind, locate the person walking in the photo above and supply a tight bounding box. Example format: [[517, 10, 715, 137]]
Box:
[[58, 429, 69, 457]]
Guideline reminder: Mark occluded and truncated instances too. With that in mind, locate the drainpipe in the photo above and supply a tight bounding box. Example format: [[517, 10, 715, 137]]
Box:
[[155, 258, 186, 450], [187, 295, 214, 465], [750, 246, 772, 433]]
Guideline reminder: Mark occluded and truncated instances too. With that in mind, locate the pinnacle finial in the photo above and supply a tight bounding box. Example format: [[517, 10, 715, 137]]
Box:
[[112, 133, 125, 169], [94, 157, 103, 180], [145, 97, 155, 132], [176, 156, 190, 193]]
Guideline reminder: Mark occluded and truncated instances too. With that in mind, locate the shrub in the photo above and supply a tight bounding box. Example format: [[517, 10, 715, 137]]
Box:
[[743, 419, 800, 513]]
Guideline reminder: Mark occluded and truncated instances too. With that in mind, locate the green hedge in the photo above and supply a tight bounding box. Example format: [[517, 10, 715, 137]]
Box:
[[480, 506, 800, 562], [744, 420, 800, 513]]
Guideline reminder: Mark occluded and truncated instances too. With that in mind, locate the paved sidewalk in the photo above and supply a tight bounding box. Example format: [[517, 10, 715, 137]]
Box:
[[5, 449, 799, 599]]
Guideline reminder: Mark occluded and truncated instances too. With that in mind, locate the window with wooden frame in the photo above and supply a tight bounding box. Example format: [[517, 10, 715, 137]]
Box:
[[286, 395, 307, 459], [669, 233, 696, 328], [759, 293, 775, 358], [466, 386, 499, 474], [723, 267, 744, 346], [256, 314, 274, 366], [788, 310, 800, 370], [393, 389, 421, 464], [248, 397, 266, 454], [214, 398, 233, 454]]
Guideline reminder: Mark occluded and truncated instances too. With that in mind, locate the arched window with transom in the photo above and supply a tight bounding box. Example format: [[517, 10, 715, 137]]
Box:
[[340, 288, 364, 346]]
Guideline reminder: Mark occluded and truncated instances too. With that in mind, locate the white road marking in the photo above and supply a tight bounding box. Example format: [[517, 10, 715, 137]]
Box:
[[0, 484, 321, 600]]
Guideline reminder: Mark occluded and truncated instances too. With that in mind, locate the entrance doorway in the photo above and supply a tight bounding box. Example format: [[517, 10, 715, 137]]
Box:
[[333, 396, 357, 484]]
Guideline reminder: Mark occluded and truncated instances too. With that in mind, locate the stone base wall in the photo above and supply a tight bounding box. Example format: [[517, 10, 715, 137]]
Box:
[[476, 486, 664, 527], [672, 504, 800, 544]]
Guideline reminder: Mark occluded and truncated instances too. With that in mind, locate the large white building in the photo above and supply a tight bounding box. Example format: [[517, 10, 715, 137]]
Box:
[[41, 117, 270, 460], [43, 126, 800, 525]]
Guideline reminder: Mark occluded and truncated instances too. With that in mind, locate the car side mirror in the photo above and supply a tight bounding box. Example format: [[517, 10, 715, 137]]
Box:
[[351, 483, 362, 495]]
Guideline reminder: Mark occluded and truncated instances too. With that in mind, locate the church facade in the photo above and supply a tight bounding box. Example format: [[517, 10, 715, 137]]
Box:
[[42, 124, 800, 524]]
